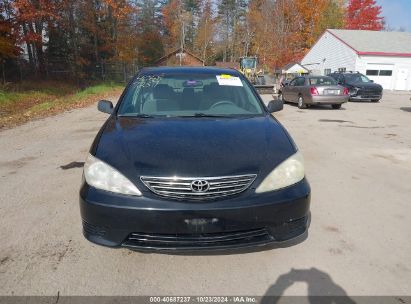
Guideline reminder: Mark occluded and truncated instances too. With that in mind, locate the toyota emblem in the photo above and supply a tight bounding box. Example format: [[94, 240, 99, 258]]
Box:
[[190, 180, 210, 193]]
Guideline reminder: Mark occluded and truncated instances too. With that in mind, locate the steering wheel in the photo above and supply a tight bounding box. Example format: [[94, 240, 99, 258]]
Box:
[[210, 100, 236, 109]]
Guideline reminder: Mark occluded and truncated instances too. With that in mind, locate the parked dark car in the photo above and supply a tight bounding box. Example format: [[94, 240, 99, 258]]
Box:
[[80, 67, 310, 251], [279, 76, 349, 109], [328, 72, 383, 102]]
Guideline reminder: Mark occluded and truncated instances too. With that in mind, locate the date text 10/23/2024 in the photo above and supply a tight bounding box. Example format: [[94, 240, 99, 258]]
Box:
[[149, 297, 257, 303]]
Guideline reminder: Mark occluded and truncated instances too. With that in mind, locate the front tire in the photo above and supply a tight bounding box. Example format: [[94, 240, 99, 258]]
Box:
[[257, 76, 266, 85], [278, 92, 284, 102], [332, 104, 342, 109], [297, 96, 306, 109], [372, 99, 380, 102]]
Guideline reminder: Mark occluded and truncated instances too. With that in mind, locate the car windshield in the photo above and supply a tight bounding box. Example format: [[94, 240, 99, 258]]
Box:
[[309, 77, 336, 86], [344, 74, 372, 83], [117, 73, 264, 117], [241, 58, 257, 69]]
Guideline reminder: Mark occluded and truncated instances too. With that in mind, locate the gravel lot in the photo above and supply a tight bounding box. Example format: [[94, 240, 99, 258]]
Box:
[[0, 91, 410, 297]]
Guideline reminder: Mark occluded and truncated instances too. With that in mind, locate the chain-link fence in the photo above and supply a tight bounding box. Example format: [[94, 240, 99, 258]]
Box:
[[1, 59, 140, 84]]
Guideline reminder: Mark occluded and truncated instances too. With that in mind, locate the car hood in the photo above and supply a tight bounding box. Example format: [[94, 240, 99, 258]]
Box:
[[348, 82, 382, 90], [93, 116, 296, 185]]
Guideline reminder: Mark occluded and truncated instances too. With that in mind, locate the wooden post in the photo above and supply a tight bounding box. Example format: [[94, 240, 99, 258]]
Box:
[[123, 62, 127, 83], [1, 61, 5, 85]]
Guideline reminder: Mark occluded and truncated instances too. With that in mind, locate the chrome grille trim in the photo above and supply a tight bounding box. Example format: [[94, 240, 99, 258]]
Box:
[[122, 228, 271, 249], [140, 174, 257, 200]]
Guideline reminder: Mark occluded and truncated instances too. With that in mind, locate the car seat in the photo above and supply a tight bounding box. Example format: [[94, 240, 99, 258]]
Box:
[[143, 84, 180, 113]]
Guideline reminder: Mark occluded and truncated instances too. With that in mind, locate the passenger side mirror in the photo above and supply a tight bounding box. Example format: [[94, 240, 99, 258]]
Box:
[[267, 99, 283, 113], [98, 100, 114, 114], [370, 80, 374, 83]]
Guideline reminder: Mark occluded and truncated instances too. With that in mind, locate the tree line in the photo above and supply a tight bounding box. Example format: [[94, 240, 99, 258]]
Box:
[[0, 0, 385, 82]]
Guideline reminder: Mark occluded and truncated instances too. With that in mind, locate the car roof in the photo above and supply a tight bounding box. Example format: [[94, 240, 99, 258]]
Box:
[[138, 66, 241, 76], [330, 72, 363, 75]]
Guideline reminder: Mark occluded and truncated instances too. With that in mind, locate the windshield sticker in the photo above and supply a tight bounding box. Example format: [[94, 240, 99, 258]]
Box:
[[216, 75, 243, 86], [220, 74, 232, 79]]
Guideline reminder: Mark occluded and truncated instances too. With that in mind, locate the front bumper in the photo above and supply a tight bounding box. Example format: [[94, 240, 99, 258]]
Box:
[[79, 179, 311, 251], [349, 94, 382, 101]]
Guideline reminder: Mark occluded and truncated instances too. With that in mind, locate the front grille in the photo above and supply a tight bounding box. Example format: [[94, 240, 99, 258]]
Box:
[[140, 174, 256, 200], [357, 87, 382, 98], [361, 87, 382, 93], [122, 228, 272, 250]]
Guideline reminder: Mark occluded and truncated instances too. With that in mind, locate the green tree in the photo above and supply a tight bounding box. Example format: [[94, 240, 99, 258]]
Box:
[[317, 0, 345, 35]]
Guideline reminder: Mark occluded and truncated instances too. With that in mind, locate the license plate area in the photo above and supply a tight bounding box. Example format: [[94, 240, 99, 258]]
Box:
[[184, 218, 222, 233], [326, 89, 339, 95]]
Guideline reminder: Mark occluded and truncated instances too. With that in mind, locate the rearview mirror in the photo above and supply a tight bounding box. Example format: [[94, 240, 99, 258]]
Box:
[[98, 100, 113, 114], [267, 99, 283, 113]]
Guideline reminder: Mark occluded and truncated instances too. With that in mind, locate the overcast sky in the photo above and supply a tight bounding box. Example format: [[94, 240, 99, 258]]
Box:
[[377, 0, 411, 31]]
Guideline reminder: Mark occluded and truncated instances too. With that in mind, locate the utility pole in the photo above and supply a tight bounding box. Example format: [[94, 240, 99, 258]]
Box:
[[180, 21, 185, 66], [203, 18, 207, 66]]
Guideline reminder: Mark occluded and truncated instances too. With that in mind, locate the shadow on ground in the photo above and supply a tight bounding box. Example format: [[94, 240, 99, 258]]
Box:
[[261, 268, 356, 304], [60, 161, 85, 170], [400, 107, 411, 113], [284, 103, 347, 111], [348, 100, 379, 103]]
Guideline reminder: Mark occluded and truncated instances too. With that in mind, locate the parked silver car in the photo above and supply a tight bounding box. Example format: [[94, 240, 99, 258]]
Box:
[[279, 76, 349, 109]]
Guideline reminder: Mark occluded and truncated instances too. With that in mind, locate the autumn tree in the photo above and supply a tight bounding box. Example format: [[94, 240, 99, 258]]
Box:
[[345, 0, 384, 30], [13, 0, 58, 74], [194, 0, 215, 64], [259, 0, 345, 69], [317, 0, 345, 33], [0, 0, 21, 82], [162, 0, 203, 54], [105, 0, 138, 63], [1, 0, 354, 81], [245, 0, 275, 68], [162, 0, 182, 52], [137, 0, 164, 66], [293, 0, 329, 55], [182, 0, 200, 49], [216, 0, 248, 62]]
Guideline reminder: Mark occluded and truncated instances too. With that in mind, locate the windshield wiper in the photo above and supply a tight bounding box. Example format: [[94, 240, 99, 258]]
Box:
[[118, 113, 155, 118], [176, 113, 233, 118]]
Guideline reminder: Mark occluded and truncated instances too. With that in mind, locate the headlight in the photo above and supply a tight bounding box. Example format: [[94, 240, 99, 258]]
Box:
[[83, 154, 142, 196], [255, 151, 305, 193], [351, 87, 360, 93]]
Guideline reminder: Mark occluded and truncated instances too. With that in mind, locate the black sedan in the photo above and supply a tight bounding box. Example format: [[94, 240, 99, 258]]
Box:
[[328, 72, 383, 102], [80, 67, 311, 251]]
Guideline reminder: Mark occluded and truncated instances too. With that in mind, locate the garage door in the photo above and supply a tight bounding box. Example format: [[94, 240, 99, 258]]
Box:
[[365, 64, 394, 90], [395, 68, 409, 91]]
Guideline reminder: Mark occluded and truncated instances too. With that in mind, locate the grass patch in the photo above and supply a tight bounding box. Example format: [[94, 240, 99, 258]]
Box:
[[74, 83, 119, 98], [0, 81, 123, 129]]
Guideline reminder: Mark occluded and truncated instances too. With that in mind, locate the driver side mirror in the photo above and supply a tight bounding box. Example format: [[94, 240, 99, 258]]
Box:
[[370, 80, 374, 83], [98, 100, 114, 114], [267, 99, 283, 113]]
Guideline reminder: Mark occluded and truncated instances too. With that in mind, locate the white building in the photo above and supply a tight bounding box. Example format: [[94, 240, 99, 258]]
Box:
[[301, 29, 411, 90], [280, 62, 309, 75]]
